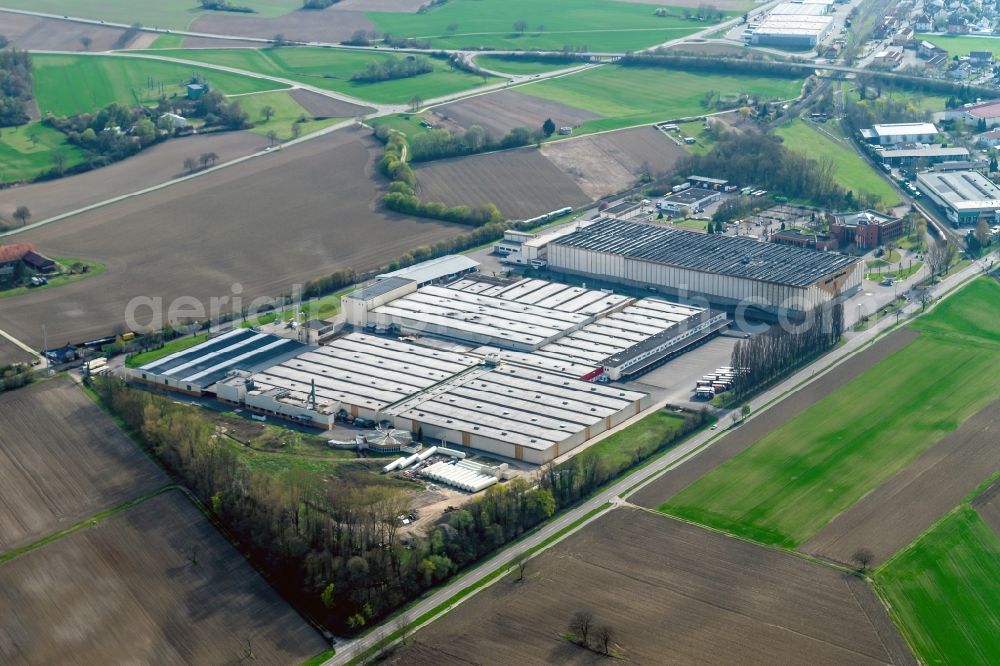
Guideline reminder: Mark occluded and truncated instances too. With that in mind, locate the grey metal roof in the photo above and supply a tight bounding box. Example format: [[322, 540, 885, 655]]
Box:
[[348, 276, 414, 302], [551, 219, 858, 287], [139, 329, 310, 389], [378, 254, 479, 285]]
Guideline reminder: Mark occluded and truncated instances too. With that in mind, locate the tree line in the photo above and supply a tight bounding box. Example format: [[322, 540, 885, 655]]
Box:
[[200, 0, 256, 12], [351, 56, 434, 83], [405, 124, 537, 162], [622, 52, 804, 80], [376, 128, 504, 226], [93, 377, 708, 635], [0, 49, 33, 127], [0, 363, 34, 393], [727, 303, 843, 402]]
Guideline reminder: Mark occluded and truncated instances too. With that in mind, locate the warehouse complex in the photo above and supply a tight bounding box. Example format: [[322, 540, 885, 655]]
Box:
[[131, 272, 730, 463], [916, 170, 1000, 226], [546, 219, 862, 320]]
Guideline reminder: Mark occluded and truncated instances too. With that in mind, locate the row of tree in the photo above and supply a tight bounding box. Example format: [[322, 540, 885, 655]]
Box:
[[405, 124, 537, 162], [350, 56, 434, 83], [377, 129, 505, 226], [0, 363, 34, 393], [0, 49, 33, 127], [199, 0, 256, 12], [728, 304, 843, 401], [94, 375, 709, 635]]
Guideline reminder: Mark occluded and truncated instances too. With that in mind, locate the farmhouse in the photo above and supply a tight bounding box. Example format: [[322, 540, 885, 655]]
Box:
[[546, 219, 862, 320], [0, 243, 55, 277], [861, 122, 940, 145], [828, 210, 904, 250], [916, 170, 1000, 225]]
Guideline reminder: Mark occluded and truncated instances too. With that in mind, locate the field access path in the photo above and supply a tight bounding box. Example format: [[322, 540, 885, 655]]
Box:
[[327, 254, 997, 664]]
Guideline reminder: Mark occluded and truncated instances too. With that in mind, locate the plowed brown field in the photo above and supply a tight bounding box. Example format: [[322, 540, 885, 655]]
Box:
[[0, 489, 326, 664], [0, 378, 167, 553], [386, 508, 913, 666]]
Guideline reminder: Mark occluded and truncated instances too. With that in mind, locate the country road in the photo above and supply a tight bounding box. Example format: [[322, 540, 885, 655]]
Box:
[[325, 251, 997, 665]]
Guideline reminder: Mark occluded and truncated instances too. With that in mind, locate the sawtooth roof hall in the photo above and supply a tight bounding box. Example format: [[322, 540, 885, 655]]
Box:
[[547, 219, 862, 320]]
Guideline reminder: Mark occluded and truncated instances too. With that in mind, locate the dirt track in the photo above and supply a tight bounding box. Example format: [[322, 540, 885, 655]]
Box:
[[431, 90, 600, 137], [0, 128, 463, 348], [0, 378, 167, 553], [972, 477, 1000, 537], [803, 398, 1000, 566], [0, 12, 137, 51], [413, 146, 591, 219], [630, 328, 921, 509], [541, 126, 687, 199], [0, 131, 269, 223], [386, 507, 914, 665], [0, 489, 326, 664]]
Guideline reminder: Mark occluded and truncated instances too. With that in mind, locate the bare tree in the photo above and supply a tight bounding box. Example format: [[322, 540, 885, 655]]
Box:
[[291, 122, 302, 140], [569, 610, 593, 646], [51, 151, 68, 175], [597, 625, 614, 655], [13, 205, 30, 227], [266, 129, 278, 146], [260, 105, 275, 122], [852, 547, 874, 571], [514, 20, 528, 34], [188, 545, 199, 565], [395, 612, 412, 646], [512, 551, 529, 581], [80, 35, 92, 50], [183, 156, 197, 173], [926, 240, 956, 278], [198, 153, 211, 169], [205, 151, 219, 166], [408, 95, 423, 112]]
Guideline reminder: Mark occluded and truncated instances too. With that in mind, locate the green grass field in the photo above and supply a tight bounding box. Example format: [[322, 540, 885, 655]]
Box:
[[135, 47, 496, 104], [0, 0, 302, 30], [519, 65, 804, 134], [877, 505, 1000, 665], [368, 0, 737, 52], [146, 33, 186, 49], [237, 90, 343, 140], [917, 33, 1000, 60], [472, 55, 579, 75], [660, 278, 1000, 548], [32, 54, 284, 117], [581, 410, 688, 470], [775, 119, 900, 205], [125, 332, 209, 368], [0, 121, 87, 183]]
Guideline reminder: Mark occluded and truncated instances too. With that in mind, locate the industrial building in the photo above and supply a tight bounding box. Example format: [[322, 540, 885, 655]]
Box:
[[182, 328, 650, 464], [873, 145, 969, 167], [828, 210, 904, 249], [376, 254, 479, 288], [547, 219, 862, 320], [657, 187, 721, 214], [533, 298, 727, 380], [131, 329, 309, 395], [916, 171, 1000, 226], [860, 123, 939, 146], [771, 1, 831, 15], [493, 218, 596, 267], [380, 362, 648, 464], [749, 15, 833, 47]]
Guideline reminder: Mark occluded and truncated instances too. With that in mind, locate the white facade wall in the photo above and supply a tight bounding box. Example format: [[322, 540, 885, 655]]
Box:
[[548, 246, 860, 318], [343, 281, 417, 327]]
